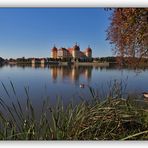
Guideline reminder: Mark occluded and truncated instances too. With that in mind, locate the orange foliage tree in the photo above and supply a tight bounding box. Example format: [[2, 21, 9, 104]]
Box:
[[107, 8, 148, 66]]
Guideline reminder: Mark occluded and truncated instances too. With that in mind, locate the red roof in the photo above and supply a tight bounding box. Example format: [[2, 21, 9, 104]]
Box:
[[85, 47, 92, 53], [51, 46, 57, 52], [68, 48, 73, 54], [59, 48, 67, 51]]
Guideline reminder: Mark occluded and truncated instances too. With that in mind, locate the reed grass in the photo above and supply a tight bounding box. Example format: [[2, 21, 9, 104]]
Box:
[[0, 81, 147, 140]]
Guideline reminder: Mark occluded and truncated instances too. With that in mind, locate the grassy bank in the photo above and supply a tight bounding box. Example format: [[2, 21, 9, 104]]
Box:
[[0, 81, 148, 140]]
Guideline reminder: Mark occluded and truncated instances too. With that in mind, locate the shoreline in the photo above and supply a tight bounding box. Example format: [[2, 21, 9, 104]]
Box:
[[7, 61, 111, 67]]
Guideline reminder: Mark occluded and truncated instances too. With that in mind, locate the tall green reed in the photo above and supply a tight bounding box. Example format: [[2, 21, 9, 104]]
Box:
[[0, 80, 147, 140]]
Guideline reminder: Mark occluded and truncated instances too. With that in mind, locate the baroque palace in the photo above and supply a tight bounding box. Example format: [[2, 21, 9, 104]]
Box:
[[51, 43, 92, 60]]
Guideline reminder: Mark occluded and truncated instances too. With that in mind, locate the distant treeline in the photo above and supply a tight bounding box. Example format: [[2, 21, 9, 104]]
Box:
[[0, 57, 5, 64], [8, 57, 46, 64], [94, 56, 148, 67], [10, 57, 34, 64], [1, 56, 148, 66], [93, 56, 117, 62]]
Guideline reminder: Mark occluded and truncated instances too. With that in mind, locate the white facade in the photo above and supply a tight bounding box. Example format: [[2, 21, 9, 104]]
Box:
[[72, 50, 80, 59], [41, 59, 46, 64], [51, 45, 92, 59], [58, 48, 68, 59], [85, 51, 92, 58]]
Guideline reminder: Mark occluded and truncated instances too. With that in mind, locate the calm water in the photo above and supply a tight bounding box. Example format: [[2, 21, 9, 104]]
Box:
[[0, 65, 148, 107]]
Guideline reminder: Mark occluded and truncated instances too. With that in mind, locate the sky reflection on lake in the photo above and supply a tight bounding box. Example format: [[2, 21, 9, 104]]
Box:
[[0, 65, 148, 106]]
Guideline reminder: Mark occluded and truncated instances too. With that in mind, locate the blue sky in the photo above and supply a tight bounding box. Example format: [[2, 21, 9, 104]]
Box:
[[0, 8, 113, 59]]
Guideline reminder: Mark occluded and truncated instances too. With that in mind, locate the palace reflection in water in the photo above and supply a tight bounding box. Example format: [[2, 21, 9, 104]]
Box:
[[1, 64, 148, 106], [21, 63, 94, 85], [50, 65, 92, 85]]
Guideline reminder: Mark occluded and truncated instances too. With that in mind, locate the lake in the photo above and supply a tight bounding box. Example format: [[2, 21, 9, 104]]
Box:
[[0, 64, 148, 107]]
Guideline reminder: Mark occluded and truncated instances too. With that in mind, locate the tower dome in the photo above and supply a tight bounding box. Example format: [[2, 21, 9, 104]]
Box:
[[85, 46, 92, 53], [51, 45, 58, 59], [73, 43, 80, 51], [85, 46, 92, 58], [52, 46, 57, 52]]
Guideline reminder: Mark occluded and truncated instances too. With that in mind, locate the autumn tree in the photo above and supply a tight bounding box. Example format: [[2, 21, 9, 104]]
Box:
[[107, 8, 148, 66]]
